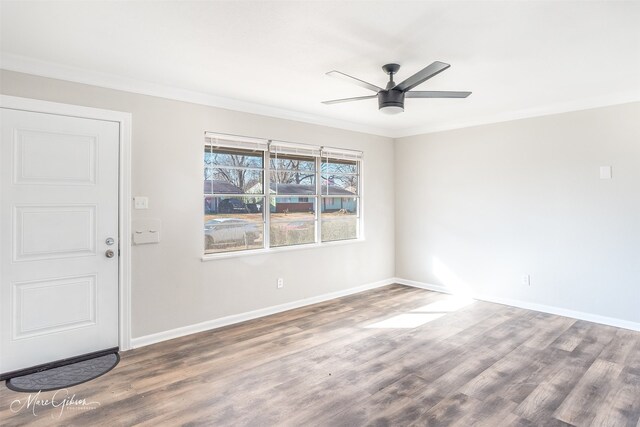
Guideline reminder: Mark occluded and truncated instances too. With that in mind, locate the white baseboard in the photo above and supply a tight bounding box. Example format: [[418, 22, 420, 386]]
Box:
[[394, 277, 640, 332], [395, 278, 451, 294], [131, 276, 639, 349], [131, 278, 395, 348]]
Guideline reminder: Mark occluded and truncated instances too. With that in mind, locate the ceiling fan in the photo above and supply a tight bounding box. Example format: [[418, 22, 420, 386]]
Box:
[[322, 61, 471, 114]]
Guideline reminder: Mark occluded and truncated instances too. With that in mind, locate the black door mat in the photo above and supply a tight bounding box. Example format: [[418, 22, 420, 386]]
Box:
[[6, 352, 119, 393]]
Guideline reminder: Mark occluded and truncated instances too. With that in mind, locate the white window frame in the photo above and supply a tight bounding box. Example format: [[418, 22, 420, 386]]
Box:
[[319, 147, 362, 243], [270, 140, 320, 247], [202, 132, 363, 261]]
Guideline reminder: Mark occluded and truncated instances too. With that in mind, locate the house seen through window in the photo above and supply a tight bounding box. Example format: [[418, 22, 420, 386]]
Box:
[[204, 133, 361, 255]]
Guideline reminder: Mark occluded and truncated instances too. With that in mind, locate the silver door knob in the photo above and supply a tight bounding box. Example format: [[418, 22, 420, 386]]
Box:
[[105, 249, 115, 258], [105, 237, 115, 245]]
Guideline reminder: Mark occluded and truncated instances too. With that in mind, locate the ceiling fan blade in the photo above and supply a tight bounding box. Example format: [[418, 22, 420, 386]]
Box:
[[326, 71, 383, 93], [322, 95, 378, 105], [406, 91, 471, 98], [393, 61, 450, 92]]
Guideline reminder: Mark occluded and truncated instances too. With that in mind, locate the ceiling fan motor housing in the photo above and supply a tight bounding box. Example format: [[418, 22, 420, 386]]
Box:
[[378, 90, 405, 112]]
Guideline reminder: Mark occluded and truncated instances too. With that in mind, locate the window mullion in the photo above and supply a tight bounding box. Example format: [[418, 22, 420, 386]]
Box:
[[316, 156, 321, 243], [264, 146, 271, 249]]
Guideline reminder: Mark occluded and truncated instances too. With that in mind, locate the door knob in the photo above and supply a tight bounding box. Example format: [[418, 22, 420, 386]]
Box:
[[105, 249, 115, 258], [105, 237, 115, 245]]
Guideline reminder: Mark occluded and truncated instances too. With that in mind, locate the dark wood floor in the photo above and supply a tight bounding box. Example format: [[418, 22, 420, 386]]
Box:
[[2, 284, 640, 426]]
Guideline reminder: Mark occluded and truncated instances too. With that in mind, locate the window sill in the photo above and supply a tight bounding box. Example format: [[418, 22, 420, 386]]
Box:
[[201, 238, 366, 261]]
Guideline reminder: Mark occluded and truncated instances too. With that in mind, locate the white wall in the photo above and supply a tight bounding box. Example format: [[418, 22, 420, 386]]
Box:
[[2, 68, 638, 338], [0, 70, 395, 339], [395, 102, 640, 324]]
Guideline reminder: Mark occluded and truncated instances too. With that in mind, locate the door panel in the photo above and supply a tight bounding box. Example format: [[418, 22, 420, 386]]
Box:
[[1, 108, 119, 375], [14, 129, 97, 185], [14, 204, 97, 261], [13, 274, 97, 339]]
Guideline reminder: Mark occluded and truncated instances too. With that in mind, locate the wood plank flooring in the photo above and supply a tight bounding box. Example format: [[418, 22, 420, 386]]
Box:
[[2, 284, 639, 426]]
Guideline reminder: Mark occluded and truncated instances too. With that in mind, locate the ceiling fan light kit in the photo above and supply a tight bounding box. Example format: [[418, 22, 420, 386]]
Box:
[[378, 63, 404, 114], [323, 61, 471, 114]]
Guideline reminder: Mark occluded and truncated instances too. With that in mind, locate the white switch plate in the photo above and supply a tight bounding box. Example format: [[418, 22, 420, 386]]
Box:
[[132, 218, 161, 244], [600, 166, 612, 180], [134, 196, 149, 209]]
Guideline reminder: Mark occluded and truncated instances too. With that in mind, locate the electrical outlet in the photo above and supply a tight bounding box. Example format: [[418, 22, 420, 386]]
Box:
[[277, 278, 284, 289], [522, 275, 531, 286]]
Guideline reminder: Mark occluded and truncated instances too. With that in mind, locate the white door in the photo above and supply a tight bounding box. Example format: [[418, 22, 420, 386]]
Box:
[[0, 108, 119, 375]]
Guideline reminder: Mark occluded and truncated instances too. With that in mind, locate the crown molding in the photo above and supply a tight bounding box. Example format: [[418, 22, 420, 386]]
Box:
[[395, 92, 640, 138], [0, 52, 394, 138], [2, 52, 638, 140]]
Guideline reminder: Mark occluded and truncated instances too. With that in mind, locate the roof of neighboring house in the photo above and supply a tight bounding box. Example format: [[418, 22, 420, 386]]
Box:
[[269, 183, 355, 196], [203, 180, 243, 194]]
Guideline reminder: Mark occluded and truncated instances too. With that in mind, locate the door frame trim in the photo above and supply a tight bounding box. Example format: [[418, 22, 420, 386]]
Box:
[[0, 94, 133, 351]]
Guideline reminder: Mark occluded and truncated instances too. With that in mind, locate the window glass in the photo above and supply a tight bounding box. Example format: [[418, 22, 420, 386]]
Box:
[[205, 168, 263, 193], [270, 197, 316, 247], [205, 148, 263, 168], [270, 155, 316, 190], [268, 154, 318, 247], [321, 158, 358, 195], [321, 159, 358, 175], [321, 197, 358, 242], [204, 144, 266, 254]]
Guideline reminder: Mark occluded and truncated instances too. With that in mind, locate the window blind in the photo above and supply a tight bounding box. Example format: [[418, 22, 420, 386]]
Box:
[[321, 147, 363, 161], [270, 140, 321, 157], [204, 132, 268, 152]]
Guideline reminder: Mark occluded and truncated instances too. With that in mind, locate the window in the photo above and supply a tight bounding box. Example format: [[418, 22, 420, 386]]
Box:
[[204, 133, 362, 256], [270, 142, 319, 248], [321, 148, 360, 242], [204, 134, 267, 254]]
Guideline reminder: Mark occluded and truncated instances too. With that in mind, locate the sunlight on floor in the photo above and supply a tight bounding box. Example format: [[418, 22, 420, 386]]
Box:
[[365, 295, 475, 329], [365, 312, 447, 329]]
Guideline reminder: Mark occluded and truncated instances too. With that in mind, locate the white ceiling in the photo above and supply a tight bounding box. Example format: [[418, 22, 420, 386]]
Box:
[[1, 1, 639, 137]]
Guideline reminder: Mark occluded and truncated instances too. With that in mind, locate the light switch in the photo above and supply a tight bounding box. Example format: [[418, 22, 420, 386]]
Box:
[[132, 218, 161, 244], [134, 196, 149, 209], [599, 166, 612, 180]]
